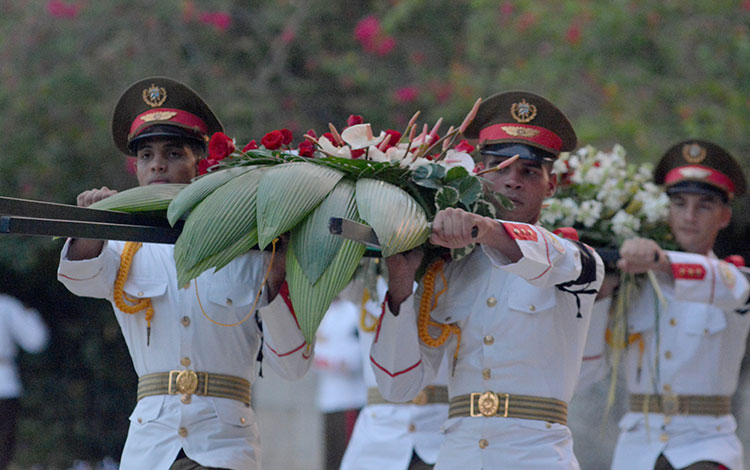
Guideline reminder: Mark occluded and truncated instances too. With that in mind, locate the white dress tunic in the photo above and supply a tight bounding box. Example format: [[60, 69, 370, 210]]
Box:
[[610, 251, 750, 470], [58, 240, 312, 470], [370, 222, 604, 470]]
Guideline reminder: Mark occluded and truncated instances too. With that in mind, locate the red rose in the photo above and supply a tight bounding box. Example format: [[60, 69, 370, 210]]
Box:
[[298, 140, 315, 158], [347, 115, 364, 127], [242, 140, 259, 152], [351, 148, 365, 159], [198, 158, 218, 175], [261, 130, 284, 150], [208, 132, 235, 160], [454, 139, 475, 153], [305, 129, 317, 140], [381, 129, 401, 150], [280, 129, 293, 145]]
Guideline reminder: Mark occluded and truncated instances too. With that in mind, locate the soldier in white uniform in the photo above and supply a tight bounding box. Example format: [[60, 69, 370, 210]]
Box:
[[57, 77, 312, 470], [604, 140, 750, 470], [370, 91, 605, 470], [0, 293, 49, 470], [340, 274, 449, 470]]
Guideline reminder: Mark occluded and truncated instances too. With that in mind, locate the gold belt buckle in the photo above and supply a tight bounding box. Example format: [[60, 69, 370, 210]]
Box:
[[412, 389, 429, 405], [168, 370, 208, 396], [470, 391, 509, 417], [661, 393, 679, 416]]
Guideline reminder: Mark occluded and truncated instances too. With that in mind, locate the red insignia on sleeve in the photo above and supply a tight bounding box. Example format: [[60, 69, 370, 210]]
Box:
[[502, 222, 538, 242], [553, 227, 579, 241], [724, 255, 745, 268], [671, 263, 706, 280]]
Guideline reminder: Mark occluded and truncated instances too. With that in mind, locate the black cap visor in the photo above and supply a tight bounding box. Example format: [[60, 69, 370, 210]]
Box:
[[480, 143, 555, 164], [667, 181, 729, 203], [129, 125, 207, 153]]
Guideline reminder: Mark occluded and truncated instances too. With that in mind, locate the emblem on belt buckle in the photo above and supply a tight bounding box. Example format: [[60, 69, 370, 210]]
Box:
[[661, 393, 679, 416], [470, 391, 500, 417], [173, 370, 199, 395], [412, 390, 428, 406]]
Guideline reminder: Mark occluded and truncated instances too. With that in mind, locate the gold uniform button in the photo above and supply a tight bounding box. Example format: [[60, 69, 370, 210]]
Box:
[[181, 357, 191, 367], [181, 394, 192, 404], [482, 368, 491, 380], [664, 350, 672, 359], [178, 427, 188, 438], [241, 417, 246, 424], [486, 297, 497, 307], [663, 384, 672, 393], [483, 335, 494, 345], [528, 304, 536, 312], [137, 291, 144, 297], [226, 298, 233, 306], [137, 417, 143, 424], [659, 433, 669, 443], [479, 439, 488, 449], [546, 423, 552, 429], [669, 318, 677, 326], [408, 424, 416, 433], [703, 328, 709, 335], [181, 316, 191, 327]]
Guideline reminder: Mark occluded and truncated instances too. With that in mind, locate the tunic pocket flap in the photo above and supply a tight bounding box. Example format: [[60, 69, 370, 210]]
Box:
[[122, 277, 168, 299]]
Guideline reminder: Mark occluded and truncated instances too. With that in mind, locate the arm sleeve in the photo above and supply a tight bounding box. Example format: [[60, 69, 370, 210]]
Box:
[[668, 251, 750, 311], [57, 239, 120, 299]]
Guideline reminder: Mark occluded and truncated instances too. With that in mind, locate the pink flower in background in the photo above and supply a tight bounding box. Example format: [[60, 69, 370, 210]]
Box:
[[199, 11, 231, 32], [394, 86, 419, 104], [46, 0, 80, 19], [281, 26, 296, 44], [566, 23, 582, 45], [744, 0, 750, 11], [375, 37, 396, 56], [354, 16, 381, 44], [500, 2, 515, 16]]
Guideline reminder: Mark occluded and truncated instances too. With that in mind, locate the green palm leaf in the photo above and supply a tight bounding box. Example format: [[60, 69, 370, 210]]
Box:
[[290, 180, 357, 284], [89, 184, 187, 212], [286, 235, 366, 343], [355, 178, 430, 256], [167, 166, 258, 226], [174, 169, 266, 282], [256, 162, 343, 249], [177, 229, 258, 287]]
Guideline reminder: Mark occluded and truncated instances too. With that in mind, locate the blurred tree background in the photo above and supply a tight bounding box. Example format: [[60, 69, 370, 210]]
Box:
[[1, 0, 750, 467]]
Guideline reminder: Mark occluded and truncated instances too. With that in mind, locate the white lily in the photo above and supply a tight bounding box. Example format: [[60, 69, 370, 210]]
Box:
[[319, 136, 353, 159], [341, 124, 386, 150], [366, 146, 389, 162]]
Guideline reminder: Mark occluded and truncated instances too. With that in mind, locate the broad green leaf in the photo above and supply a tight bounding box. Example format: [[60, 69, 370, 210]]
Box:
[[291, 180, 357, 284], [177, 229, 258, 287], [435, 186, 459, 210], [89, 184, 187, 212], [256, 162, 343, 249], [174, 169, 266, 278], [456, 176, 482, 206], [286, 235, 366, 343], [167, 166, 258, 226], [472, 199, 497, 219], [356, 178, 430, 257], [445, 165, 469, 182]]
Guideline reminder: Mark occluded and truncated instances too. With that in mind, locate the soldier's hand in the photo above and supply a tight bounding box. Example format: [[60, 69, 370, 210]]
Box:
[[617, 237, 668, 274], [384, 247, 423, 312], [76, 187, 118, 208], [430, 208, 489, 249]]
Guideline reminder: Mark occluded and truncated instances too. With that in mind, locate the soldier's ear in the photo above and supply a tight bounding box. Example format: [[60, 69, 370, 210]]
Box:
[[545, 171, 557, 199], [719, 205, 732, 230]]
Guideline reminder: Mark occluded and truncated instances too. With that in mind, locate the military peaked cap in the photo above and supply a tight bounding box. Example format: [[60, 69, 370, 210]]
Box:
[[112, 76, 223, 155], [654, 139, 746, 200], [464, 90, 577, 163]]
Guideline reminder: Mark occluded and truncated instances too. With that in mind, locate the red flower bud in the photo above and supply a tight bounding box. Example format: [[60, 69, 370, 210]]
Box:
[[347, 115, 364, 127], [454, 139, 475, 153], [305, 129, 317, 140], [198, 158, 218, 175], [261, 130, 284, 150], [208, 132, 235, 160], [382, 130, 401, 150], [242, 140, 259, 152], [280, 128, 293, 145], [298, 140, 315, 158]]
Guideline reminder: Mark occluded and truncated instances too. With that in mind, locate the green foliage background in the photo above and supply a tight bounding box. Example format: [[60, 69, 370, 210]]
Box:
[[2, 0, 750, 465]]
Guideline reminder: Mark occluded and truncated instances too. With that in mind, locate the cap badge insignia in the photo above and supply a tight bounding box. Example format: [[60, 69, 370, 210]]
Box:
[[140, 111, 178, 122], [682, 143, 706, 164], [510, 99, 537, 123], [677, 166, 711, 180], [142, 84, 168, 107], [501, 125, 540, 138]]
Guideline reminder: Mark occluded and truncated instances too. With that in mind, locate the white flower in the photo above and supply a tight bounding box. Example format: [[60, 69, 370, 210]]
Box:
[[576, 200, 603, 228], [611, 210, 641, 240], [439, 150, 475, 173], [340, 124, 385, 150], [318, 136, 352, 159], [366, 146, 389, 162]]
